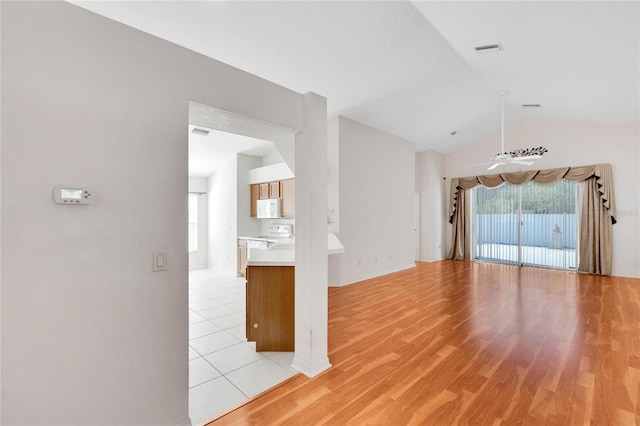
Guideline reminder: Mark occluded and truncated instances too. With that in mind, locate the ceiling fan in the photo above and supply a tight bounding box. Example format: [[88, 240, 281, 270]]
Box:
[[474, 92, 547, 171]]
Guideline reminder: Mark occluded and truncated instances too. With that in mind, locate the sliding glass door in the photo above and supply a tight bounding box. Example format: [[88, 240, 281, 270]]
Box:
[[472, 180, 577, 270], [519, 180, 576, 269], [473, 183, 520, 265]]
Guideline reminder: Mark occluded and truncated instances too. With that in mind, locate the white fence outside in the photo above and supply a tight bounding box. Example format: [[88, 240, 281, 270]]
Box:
[[475, 213, 576, 249]]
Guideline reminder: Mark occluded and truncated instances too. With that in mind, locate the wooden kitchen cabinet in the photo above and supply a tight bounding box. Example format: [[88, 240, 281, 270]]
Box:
[[259, 183, 269, 199], [250, 184, 260, 218], [251, 179, 295, 218], [269, 181, 280, 198], [246, 265, 294, 351], [281, 179, 295, 218]]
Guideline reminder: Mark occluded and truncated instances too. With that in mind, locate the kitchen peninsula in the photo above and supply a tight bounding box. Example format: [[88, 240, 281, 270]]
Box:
[[245, 233, 344, 351], [247, 233, 344, 265]]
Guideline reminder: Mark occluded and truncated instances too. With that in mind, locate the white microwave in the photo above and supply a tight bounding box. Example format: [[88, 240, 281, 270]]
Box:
[[257, 198, 281, 218]]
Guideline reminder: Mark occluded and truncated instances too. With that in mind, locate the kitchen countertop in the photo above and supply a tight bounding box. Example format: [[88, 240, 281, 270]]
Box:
[[238, 234, 282, 243], [247, 245, 296, 266], [247, 233, 344, 266]]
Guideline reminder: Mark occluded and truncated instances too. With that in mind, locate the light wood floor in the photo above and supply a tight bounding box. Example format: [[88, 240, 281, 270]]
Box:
[[208, 261, 640, 425]]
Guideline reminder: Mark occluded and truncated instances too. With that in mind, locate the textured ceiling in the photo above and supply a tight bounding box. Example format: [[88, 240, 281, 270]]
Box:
[[70, 1, 639, 160], [416, 2, 639, 125], [188, 125, 275, 178]]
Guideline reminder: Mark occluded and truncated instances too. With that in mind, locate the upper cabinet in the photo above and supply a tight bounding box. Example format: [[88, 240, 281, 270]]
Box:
[[259, 183, 269, 200], [250, 179, 295, 218], [269, 181, 280, 199], [250, 184, 260, 217], [281, 179, 295, 218], [258, 181, 280, 199]]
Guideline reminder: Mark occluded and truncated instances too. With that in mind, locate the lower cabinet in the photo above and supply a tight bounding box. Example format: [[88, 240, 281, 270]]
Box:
[[237, 239, 247, 277], [246, 265, 294, 351]]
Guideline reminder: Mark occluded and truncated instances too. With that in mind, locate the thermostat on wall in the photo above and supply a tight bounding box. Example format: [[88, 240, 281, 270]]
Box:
[[53, 185, 92, 205]]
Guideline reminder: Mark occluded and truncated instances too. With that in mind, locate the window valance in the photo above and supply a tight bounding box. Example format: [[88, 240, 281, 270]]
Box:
[[448, 164, 616, 225]]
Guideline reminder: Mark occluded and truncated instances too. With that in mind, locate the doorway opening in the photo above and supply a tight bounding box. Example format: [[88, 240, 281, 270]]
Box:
[[187, 102, 297, 424]]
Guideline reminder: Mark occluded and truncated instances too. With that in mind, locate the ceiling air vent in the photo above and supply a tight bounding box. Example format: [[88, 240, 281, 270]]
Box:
[[522, 104, 541, 108], [191, 128, 210, 136], [474, 43, 503, 54]]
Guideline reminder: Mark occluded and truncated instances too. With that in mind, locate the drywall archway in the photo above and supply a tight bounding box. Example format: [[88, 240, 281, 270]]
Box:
[[188, 98, 330, 378]]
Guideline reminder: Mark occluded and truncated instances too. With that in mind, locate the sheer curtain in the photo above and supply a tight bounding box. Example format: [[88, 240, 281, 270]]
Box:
[[448, 164, 616, 275]]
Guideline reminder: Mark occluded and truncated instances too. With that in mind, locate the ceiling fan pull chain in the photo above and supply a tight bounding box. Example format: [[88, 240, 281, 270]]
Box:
[[501, 91, 506, 155]]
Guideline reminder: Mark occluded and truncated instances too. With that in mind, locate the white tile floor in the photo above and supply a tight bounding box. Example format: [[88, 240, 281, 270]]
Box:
[[188, 269, 297, 425]]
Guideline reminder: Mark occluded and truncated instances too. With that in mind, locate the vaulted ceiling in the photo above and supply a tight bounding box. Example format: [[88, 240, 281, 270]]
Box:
[[71, 1, 639, 156]]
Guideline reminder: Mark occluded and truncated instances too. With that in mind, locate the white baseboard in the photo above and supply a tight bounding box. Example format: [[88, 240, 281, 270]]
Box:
[[330, 263, 416, 287]]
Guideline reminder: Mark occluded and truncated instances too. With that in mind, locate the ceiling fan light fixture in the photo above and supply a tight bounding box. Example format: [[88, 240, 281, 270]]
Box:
[[505, 147, 548, 158]]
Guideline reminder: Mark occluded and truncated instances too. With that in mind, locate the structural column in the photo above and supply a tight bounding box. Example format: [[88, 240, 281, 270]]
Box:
[[292, 92, 331, 377]]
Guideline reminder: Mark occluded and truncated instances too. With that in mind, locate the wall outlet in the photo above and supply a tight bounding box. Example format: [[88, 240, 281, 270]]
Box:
[[153, 251, 167, 272]]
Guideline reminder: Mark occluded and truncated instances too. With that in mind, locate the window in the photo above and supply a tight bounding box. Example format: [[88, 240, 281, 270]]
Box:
[[188, 193, 198, 253]]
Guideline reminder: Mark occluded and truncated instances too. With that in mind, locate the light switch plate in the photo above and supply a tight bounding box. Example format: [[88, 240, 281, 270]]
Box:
[[153, 251, 167, 272]]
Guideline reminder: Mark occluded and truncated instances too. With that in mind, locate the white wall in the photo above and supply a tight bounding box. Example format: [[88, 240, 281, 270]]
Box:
[[0, 2, 306, 424], [208, 157, 238, 274], [327, 118, 340, 285], [444, 122, 640, 278], [415, 150, 447, 262], [327, 118, 340, 235], [189, 177, 209, 270], [332, 117, 416, 286], [189, 176, 209, 193], [208, 154, 263, 275], [237, 154, 263, 236], [261, 148, 285, 166], [247, 162, 294, 184]]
